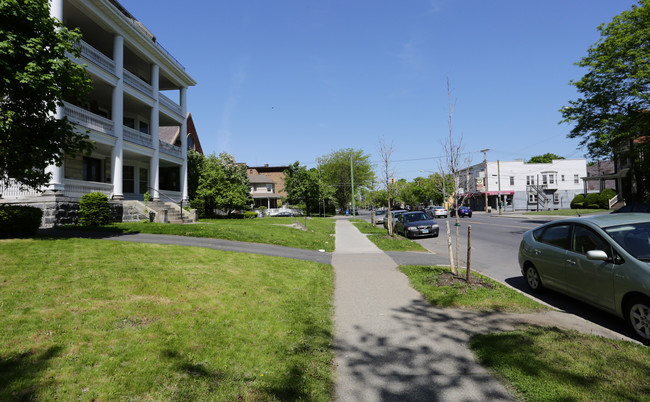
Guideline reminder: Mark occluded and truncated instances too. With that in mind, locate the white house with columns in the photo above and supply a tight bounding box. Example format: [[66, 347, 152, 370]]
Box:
[[3, 0, 195, 209]]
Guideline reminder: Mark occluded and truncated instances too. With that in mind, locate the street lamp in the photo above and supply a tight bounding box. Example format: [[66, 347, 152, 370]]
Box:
[[480, 149, 490, 212]]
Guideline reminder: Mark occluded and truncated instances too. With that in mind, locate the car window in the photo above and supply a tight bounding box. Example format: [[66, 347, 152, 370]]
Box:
[[537, 224, 571, 249], [605, 222, 650, 260], [571, 225, 611, 257], [406, 213, 427, 222]]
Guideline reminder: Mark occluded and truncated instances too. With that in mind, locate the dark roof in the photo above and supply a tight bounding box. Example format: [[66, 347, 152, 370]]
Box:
[[248, 174, 276, 184]]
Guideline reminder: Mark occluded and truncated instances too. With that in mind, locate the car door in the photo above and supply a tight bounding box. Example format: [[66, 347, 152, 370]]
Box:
[[564, 224, 616, 310], [533, 223, 571, 291], [395, 214, 405, 234]]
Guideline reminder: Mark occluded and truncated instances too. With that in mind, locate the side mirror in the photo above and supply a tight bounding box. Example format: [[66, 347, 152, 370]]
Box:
[[586, 250, 609, 261]]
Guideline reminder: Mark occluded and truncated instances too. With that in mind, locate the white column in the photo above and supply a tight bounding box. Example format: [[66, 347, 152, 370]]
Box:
[[180, 87, 189, 201], [111, 35, 124, 199], [45, 0, 65, 193], [149, 64, 160, 200]]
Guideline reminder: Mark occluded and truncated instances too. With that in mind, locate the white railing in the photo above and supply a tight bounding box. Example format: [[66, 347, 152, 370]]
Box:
[[124, 69, 153, 97], [63, 102, 115, 136], [78, 40, 115, 74], [124, 126, 153, 148], [0, 180, 43, 199], [62, 179, 113, 199], [159, 93, 183, 116], [159, 140, 182, 157], [609, 193, 621, 209]]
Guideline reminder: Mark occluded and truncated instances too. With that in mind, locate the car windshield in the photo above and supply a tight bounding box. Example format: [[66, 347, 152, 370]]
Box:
[[604, 222, 650, 261], [405, 212, 428, 222], [375, 210, 386, 216]]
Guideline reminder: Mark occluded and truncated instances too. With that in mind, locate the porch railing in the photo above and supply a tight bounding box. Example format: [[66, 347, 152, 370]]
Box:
[[149, 187, 184, 221], [123, 126, 153, 148], [159, 93, 183, 117], [0, 180, 43, 199], [78, 40, 115, 74], [124, 69, 153, 97], [62, 179, 113, 199], [608, 193, 621, 209], [159, 140, 182, 157], [63, 102, 115, 136]]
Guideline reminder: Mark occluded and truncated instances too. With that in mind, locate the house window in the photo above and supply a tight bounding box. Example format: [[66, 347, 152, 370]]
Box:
[[561, 175, 565, 181], [549, 174, 555, 184], [266, 184, 273, 192], [528, 194, 537, 203], [527, 176, 535, 185], [510, 176, 514, 186], [574, 174, 579, 184], [139, 121, 149, 134], [123, 166, 135, 193], [139, 168, 148, 194], [83, 157, 102, 182], [553, 193, 559, 203], [123, 117, 135, 129], [542, 175, 548, 185]]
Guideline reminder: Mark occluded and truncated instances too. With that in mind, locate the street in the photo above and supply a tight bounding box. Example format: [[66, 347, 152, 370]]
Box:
[[360, 210, 633, 341]]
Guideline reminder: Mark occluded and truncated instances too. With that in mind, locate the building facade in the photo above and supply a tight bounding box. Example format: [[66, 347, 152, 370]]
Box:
[[2, 0, 196, 204], [460, 159, 587, 212]]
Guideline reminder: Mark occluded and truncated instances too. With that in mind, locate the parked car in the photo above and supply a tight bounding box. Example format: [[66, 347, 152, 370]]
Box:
[[427, 206, 448, 218], [383, 210, 407, 229], [450, 206, 472, 218], [611, 203, 650, 213], [272, 211, 295, 217], [395, 211, 439, 238], [518, 213, 650, 344], [373, 210, 387, 224]]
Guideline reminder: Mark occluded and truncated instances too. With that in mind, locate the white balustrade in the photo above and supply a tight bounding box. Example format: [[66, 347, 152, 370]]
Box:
[[63, 102, 115, 136], [62, 179, 113, 198], [159, 93, 182, 116], [159, 140, 182, 157], [124, 69, 153, 97], [78, 40, 115, 74], [124, 126, 153, 148]]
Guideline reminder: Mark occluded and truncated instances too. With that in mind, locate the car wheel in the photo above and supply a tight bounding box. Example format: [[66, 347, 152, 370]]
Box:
[[524, 264, 543, 292], [625, 296, 650, 345]]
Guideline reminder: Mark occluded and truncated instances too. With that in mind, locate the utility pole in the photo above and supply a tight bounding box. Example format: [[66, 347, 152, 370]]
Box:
[[497, 160, 502, 215], [480, 149, 490, 212], [350, 156, 356, 216]]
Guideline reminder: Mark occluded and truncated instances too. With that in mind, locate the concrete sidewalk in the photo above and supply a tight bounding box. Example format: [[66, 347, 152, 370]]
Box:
[[332, 218, 514, 401]]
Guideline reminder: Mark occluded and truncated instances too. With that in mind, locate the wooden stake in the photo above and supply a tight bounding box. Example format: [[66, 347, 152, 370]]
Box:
[[446, 221, 455, 275], [466, 225, 472, 282]]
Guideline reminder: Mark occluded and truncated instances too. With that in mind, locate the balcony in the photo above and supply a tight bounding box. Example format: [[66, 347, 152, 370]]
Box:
[[123, 126, 153, 148], [124, 69, 153, 98], [159, 93, 183, 117], [77, 40, 115, 75], [63, 102, 115, 137], [159, 140, 182, 157]]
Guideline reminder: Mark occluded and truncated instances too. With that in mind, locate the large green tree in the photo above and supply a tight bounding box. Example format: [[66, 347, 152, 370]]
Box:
[[526, 153, 565, 164], [319, 148, 374, 212], [1, 0, 93, 189], [560, 0, 650, 200], [283, 162, 322, 216], [194, 153, 252, 216]]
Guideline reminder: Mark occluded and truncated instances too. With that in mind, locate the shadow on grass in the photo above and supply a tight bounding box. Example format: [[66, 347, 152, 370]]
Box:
[[36, 226, 137, 240], [0, 345, 63, 399]]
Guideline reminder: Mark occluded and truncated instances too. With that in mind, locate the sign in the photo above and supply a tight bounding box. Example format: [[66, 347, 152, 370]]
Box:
[[475, 177, 485, 192]]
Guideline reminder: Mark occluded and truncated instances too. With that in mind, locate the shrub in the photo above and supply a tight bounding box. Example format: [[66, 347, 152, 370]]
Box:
[[0, 205, 42, 238], [584, 192, 601, 209], [243, 211, 258, 219], [598, 188, 617, 209], [79, 192, 110, 226], [570, 194, 585, 209]]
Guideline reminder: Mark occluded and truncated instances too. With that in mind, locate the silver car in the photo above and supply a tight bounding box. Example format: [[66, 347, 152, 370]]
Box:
[[518, 213, 650, 344]]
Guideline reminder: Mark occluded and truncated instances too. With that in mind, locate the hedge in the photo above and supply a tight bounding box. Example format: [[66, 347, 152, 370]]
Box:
[[598, 188, 617, 209], [79, 192, 111, 226], [0, 205, 42, 238], [570, 194, 585, 209]]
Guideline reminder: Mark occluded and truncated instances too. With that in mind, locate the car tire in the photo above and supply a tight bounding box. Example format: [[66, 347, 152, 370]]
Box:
[[524, 264, 543, 292], [625, 296, 650, 345]]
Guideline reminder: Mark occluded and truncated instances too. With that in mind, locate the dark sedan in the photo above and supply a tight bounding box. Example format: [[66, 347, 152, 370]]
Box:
[[395, 211, 439, 238], [518, 213, 650, 344]]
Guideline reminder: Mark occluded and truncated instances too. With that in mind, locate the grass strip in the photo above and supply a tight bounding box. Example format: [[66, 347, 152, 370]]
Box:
[[470, 326, 650, 401], [0, 238, 334, 400], [351, 219, 429, 252], [399, 265, 548, 312], [60, 216, 336, 251]]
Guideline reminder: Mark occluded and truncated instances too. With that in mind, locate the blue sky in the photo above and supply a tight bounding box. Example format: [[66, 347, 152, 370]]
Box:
[[121, 0, 633, 181]]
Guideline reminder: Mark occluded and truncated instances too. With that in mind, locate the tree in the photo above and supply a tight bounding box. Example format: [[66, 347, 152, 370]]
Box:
[[187, 150, 204, 201], [283, 162, 321, 216], [195, 153, 252, 216], [526, 153, 565, 164], [0, 0, 93, 189], [319, 148, 374, 212], [560, 0, 650, 201]]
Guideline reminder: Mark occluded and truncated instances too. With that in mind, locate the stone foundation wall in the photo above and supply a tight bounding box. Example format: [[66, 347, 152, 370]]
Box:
[[0, 195, 146, 228]]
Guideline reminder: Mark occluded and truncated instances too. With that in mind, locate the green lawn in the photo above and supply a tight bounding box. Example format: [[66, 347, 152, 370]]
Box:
[[522, 208, 608, 216], [62, 216, 336, 251], [0, 238, 334, 400]]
